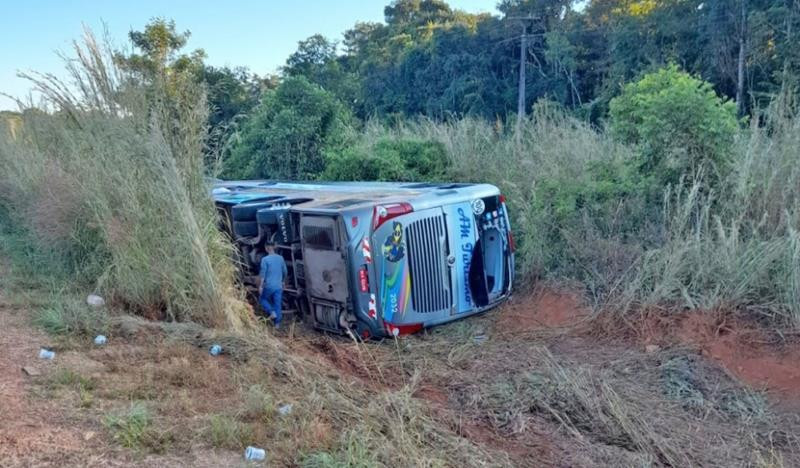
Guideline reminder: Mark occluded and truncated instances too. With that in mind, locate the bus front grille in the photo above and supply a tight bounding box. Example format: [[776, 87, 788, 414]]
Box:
[[406, 215, 451, 313]]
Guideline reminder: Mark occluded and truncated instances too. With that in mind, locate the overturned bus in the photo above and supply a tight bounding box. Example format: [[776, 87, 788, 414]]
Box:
[[212, 180, 514, 338]]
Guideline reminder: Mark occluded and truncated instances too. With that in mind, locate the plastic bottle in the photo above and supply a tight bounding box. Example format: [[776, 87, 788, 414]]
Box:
[[39, 348, 55, 360], [209, 344, 223, 356], [94, 335, 107, 346], [244, 446, 266, 461]]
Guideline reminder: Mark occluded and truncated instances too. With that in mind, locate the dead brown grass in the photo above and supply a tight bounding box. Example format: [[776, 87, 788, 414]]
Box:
[[7, 283, 800, 467]]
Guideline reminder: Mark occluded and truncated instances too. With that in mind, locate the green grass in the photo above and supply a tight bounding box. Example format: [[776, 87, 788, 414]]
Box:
[[33, 297, 108, 337], [301, 430, 378, 468], [104, 403, 174, 453], [46, 368, 97, 408], [240, 384, 275, 423], [206, 414, 253, 450]]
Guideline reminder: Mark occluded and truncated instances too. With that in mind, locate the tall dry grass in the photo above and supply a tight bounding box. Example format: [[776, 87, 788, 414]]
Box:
[[620, 95, 800, 325], [0, 29, 248, 329]]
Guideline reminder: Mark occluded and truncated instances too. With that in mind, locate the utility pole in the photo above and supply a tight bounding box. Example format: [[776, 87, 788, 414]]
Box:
[[509, 15, 538, 131], [517, 21, 527, 131], [736, 0, 747, 116]]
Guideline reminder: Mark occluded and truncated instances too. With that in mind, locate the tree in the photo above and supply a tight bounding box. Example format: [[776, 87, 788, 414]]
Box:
[[283, 35, 359, 107], [223, 76, 351, 180], [609, 65, 738, 186], [116, 19, 275, 165], [284, 34, 338, 77], [115, 18, 205, 80], [199, 66, 274, 158], [384, 0, 454, 27], [324, 138, 448, 181]]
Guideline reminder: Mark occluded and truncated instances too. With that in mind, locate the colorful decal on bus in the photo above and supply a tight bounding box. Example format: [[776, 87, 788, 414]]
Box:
[[382, 221, 405, 262], [381, 259, 410, 322]]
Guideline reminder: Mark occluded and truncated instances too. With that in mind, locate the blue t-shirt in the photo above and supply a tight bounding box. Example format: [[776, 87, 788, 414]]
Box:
[[260, 253, 288, 291]]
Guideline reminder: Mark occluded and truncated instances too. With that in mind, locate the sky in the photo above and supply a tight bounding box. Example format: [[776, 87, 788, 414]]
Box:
[[0, 0, 499, 110]]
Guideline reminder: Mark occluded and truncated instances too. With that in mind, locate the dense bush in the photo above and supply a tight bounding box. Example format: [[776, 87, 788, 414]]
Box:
[[223, 76, 350, 180], [609, 65, 739, 187], [323, 136, 448, 181]]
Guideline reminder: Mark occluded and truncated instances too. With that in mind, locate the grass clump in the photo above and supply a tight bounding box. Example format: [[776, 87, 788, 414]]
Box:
[[104, 402, 174, 453], [301, 429, 378, 468], [33, 296, 108, 337], [241, 384, 275, 423], [660, 355, 767, 423], [49, 368, 97, 391], [206, 413, 253, 450], [47, 368, 97, 408]]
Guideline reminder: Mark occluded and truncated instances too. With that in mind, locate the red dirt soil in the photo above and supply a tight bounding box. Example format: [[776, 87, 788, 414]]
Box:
[[641, 311, 800, 401], [499, 286, 800, 403], [495, 288, 589, 333]]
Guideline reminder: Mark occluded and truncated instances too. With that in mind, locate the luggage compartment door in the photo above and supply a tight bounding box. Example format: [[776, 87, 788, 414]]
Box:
[[300, 215, 349, 304]]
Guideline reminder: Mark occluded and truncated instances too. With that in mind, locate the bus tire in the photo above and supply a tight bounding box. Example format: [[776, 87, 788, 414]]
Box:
[[233, 221, 258, 238], [231, 199, 280, 221], [256, 209, 279, 225]]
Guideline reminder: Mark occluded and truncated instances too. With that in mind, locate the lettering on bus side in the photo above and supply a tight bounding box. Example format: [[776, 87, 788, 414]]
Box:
[[458, 208, 471, 239], [457, 207, 473, 307], [391, 291, 399, 316]]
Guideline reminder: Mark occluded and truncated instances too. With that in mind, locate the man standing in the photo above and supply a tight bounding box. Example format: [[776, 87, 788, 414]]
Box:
[[259, 245, 287, 328]]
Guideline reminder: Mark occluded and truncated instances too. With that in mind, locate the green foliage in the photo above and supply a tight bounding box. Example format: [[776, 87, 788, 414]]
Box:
[[284, 34, 360, 107], [274, 0, 800, 123], [610, 65, 739, 186], [104, 403, 174, 453], [200, 66, 273, 158], [34, 297, 109, 337], [323, 137, 448, 181], [115, 17, 204, 78], [206, 414, 252, 450], [224, 76, 351, 180], [300, 429, 380, 468]]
